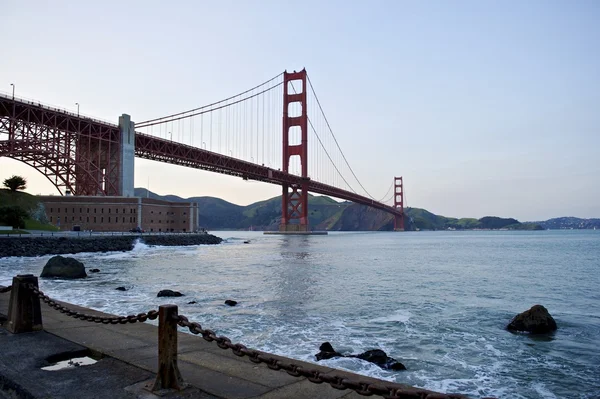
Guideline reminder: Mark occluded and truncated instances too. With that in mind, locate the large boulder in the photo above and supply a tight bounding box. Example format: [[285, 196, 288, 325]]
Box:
[[157, 289, 183, 297], [315, 342, 406, 371], [40, 256, 87, 279], [507, 305, 557, 334], [315, 342, 343, 361]]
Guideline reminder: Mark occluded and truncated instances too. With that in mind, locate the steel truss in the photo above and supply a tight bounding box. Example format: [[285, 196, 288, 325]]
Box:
[[0, 94, 121, 195]]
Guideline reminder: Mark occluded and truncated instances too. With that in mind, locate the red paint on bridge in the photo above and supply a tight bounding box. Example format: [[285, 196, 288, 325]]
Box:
[[0, 70, 404, 229]]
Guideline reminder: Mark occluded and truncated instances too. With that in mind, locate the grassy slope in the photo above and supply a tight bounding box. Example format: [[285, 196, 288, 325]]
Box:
[[0, 189, 58, 231]]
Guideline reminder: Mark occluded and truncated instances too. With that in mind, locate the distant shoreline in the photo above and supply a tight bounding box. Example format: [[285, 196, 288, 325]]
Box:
[[0, 233, 222, 258]]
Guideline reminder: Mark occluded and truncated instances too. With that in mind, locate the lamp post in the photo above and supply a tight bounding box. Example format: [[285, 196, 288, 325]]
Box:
[[229, 150, 233, 157], [9, 84, 15, 139], [75, 102, 79, 117], [168, 132, 172, 141], [202, 142, 206, 149]]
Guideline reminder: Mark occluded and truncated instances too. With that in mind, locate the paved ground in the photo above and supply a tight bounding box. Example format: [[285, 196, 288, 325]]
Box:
[[0, 287, 447, 399]]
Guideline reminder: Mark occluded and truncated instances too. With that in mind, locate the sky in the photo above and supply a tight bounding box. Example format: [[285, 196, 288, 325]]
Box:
[[1, 0, 599, 221]]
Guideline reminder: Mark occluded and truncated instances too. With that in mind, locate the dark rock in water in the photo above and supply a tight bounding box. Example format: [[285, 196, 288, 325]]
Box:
[[187, 301, 197, 304], [315, 342, 406, 371], [89, 268, 100, 273], [115, 287, 127, 291], [356, 349, 406, 370], [157, 289, 184, 297], [40, 256, 87, 279], [315, 342, 343, 361], [243, 241, 250, 244], [507, 305, 557, 334], [225, 300, 238, 306]]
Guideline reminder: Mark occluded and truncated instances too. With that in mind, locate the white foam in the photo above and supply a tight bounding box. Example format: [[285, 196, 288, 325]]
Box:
[[371, 309, 412, 323], [531, 382, 558, 399], [132, 238, 149, 252]]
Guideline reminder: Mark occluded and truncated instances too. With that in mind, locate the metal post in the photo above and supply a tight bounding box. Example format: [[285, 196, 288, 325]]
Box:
[[7, 274, 43, 334], [152, 304, 184, 391]]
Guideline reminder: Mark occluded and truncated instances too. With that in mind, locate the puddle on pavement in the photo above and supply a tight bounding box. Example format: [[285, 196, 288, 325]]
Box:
[[41, 349, 101, 371], [41, 356, 98, 371]]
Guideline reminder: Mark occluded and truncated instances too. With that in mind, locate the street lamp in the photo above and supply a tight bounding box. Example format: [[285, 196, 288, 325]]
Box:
[[75, 102, 79, 117], [10, 83, 14, 100], [251, 156, 254, 163], [229, 150, 233, 157], [168, 132, 172, 141], [202, 142, 206, 149]]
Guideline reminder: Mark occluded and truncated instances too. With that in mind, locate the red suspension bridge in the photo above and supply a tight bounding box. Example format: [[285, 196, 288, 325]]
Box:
[[0, 70, 404, 231]]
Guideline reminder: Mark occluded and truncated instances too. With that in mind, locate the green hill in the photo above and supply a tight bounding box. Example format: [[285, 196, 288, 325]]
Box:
[[133, 188, 543, 231], [0, 189, 57, 231]]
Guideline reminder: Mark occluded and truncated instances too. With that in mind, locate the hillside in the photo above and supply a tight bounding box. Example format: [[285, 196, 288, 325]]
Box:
[[0, 189, 40, 211], [534, 217, 600, 230], [0, 189, 56, 230], [135, 188, 545, 231]]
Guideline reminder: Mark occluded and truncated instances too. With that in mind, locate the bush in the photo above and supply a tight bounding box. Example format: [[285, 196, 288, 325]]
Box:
[[0, 206, 29, 229]]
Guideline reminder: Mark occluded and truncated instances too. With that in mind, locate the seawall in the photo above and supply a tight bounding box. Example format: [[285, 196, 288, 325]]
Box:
[[0, 233, 222, 258]]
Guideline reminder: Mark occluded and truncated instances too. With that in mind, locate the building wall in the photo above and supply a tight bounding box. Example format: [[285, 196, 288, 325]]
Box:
[[41, 196, 198, 232]]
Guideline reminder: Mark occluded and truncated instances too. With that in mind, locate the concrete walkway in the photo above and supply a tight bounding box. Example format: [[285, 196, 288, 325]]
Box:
[[0, 289, 454, 399]]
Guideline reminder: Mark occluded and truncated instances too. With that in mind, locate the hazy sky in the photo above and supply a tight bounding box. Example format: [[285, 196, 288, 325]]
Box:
[[1, 1, 598, 221]]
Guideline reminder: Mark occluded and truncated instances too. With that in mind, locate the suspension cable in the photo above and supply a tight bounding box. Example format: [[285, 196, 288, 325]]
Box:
[[137, 82, 282, 128], [288, 82, 357, 192], [306, 74, 377, 200], [377, 181, 394, 203], [137, 73, 283, 126]]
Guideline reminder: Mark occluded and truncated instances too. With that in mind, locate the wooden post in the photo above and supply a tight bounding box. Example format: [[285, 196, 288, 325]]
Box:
[[7, 274, 43, 333], [152, 304, 184, 391]]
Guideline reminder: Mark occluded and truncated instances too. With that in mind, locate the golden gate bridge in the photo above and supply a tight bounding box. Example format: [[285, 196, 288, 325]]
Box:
[[0, 69, 404, 231]]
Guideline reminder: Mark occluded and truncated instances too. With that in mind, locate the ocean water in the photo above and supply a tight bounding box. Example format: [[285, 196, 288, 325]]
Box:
[[1, 230, 599, 398]]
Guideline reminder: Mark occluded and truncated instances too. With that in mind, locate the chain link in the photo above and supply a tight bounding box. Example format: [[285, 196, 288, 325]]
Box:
[[25, 283, 159, 324], [176, 314, 472, 399], [0, 285, 12, 293], [18, 283, 481, 399]]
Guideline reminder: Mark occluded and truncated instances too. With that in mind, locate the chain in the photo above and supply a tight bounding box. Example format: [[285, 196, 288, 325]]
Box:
[[0, 285, 12, 293], [176, 314, 470, 399], [25, 283, 159, 324], [16, 282, 484, 399]]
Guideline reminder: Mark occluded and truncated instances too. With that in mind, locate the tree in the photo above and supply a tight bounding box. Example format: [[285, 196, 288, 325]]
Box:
[[3, 175, 27, 192], [0, 206, 28, 229]]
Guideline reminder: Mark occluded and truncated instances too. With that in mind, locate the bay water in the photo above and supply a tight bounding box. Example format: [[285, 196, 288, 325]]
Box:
[[1, 230, 599, 398]]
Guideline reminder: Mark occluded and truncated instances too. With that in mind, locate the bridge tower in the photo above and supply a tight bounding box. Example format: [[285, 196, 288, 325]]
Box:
[[73, 114, 134, 196], [280, 70, 309, 232], [393, 176, 405, 231]]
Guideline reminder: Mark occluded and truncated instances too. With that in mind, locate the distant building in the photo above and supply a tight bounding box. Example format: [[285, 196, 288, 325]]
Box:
[[40, 196, 198, 232]]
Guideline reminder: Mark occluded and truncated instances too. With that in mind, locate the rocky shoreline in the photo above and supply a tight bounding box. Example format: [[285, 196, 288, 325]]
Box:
[[0, 234, 222, 258]]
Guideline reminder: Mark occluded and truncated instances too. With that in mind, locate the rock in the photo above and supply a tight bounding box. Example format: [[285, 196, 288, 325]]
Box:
[[115, 287, 127, 291], [157, 289, 184, 297], [40, 256, 87, 279], [315, 342, 343, 361], [315, 342, 406, 371], [224, 300, 238, 306], [507, 305, 557, 334], [89, 268, 100, 273], [243, 241, 250, 244], [187, 301, 197, 304], [356, 349, 406, 371]]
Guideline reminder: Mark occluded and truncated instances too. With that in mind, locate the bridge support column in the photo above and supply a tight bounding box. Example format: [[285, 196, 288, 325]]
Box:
[[393, 176, 405, 231], [119, 114, 135, 197], [280, 70, 310, 233]]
